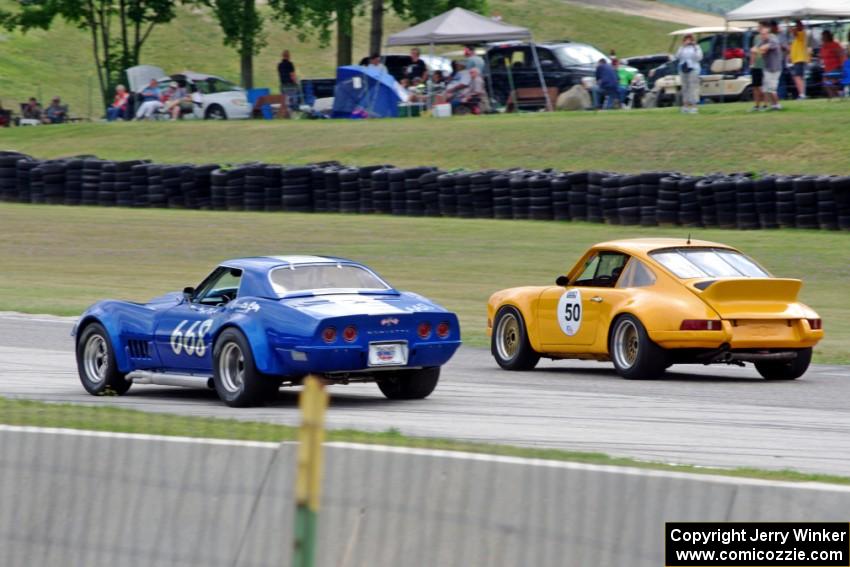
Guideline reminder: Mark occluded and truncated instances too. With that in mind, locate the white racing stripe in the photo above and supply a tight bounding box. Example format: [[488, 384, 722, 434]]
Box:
[[2, 424, 849, 491], [292, 296, 407, 317]]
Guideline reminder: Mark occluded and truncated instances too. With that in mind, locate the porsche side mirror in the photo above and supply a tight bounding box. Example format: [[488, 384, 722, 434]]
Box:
[[555, 275, 569, 286], [182, 286, 195, 301]]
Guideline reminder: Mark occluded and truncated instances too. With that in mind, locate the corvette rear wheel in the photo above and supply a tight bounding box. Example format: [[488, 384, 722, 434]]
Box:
[[76, 322, 131, 395], [609, 315, 667, 380], [492, 306, 539, 371], [377, 367, 440, 400], [213, 328, 276, 407], [755, 348, 811, 380]]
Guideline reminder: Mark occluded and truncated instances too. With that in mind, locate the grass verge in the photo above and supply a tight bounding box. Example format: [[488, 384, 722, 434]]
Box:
[[0, 203, 847, 362], [3, 99, 850, 174], [2, 396, 848, 485]]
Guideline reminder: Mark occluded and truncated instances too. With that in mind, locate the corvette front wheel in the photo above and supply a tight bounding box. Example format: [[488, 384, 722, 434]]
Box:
[[492, 307, 539, 371], [213, 329, 276, 407], [609, 315, 668, 380]]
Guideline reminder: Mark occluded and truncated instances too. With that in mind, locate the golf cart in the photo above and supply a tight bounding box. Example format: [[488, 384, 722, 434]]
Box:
[[644, 26, 756, 107]]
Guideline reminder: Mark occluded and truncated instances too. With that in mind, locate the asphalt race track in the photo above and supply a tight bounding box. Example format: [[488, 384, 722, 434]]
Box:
[[2, 312, 849, 476]]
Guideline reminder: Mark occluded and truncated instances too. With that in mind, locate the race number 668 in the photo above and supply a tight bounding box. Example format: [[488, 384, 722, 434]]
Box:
[[170, 319, 214, 356]]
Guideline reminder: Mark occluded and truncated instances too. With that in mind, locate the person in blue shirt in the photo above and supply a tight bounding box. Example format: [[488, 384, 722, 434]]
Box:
[[134, 79, 163, 120], [593, 59, 620, 110]]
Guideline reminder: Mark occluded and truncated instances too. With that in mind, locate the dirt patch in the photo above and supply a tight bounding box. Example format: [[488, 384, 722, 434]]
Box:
[[564, 0, 724, 27]]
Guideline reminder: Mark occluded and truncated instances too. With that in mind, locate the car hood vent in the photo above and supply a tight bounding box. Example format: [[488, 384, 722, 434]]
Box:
[[693, 280, 716, 291]]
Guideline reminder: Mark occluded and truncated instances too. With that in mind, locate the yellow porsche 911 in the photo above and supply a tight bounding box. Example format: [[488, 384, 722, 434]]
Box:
[[487, 238, 824, 380]]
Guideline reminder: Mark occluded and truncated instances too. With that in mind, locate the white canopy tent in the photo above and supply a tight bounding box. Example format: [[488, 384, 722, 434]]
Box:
[[726, 0, 850, 21], [386, 7, 552, 111]]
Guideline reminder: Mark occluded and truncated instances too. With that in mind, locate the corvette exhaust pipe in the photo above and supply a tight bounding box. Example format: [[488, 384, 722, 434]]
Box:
[[126, 370, 213, 389]]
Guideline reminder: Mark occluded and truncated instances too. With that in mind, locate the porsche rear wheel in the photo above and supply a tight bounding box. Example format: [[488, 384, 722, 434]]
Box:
[[492, 307, 540, 371], [755, 348, 811, 380], [609, 315, 668, 380], [76, 322, 131, 395], [377, 367, 440, 400], [213, 328, 277, 407]]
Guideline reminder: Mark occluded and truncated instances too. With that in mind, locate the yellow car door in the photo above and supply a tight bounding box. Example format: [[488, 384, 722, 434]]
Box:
[[538, 251, 629, 350]]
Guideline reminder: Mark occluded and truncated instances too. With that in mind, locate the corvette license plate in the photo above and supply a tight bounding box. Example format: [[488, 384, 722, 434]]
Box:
[[368, 342, 408, 367]]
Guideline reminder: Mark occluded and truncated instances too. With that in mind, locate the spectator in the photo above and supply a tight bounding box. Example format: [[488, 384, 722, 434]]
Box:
[[593, 58, 619, 110], [366, 53, 388, 75], [748, 34, 766, 112], [676, 33, 703, 114], [788, 20, 809, 99], [0, 100, 10, 128], [463, 45, 485, 74], [458, 67, 486, 110], [404, 48, 428, 83], [278, 50, 299, 109], [107, 84, 130, 121], [135, 79, 163, 120], [42, 96, 68, 124], [753, 23, 783, 111], [612, 57, 634, 107], [22, 97, 42, 120], [629, 73, 647, 109], [429, 70, 447, 91], [820, 30, 846, 99], [165, 82, 194, 119]]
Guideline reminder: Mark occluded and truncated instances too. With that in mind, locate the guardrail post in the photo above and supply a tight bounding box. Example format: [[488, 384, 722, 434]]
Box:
[[293, 375, 329, 567]]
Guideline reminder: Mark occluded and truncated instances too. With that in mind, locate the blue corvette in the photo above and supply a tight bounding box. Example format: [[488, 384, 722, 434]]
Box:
[[73, 256, 461, 406]]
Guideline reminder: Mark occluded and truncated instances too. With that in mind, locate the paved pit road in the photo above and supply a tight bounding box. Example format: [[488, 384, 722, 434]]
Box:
[[1, 312, 848, 475]]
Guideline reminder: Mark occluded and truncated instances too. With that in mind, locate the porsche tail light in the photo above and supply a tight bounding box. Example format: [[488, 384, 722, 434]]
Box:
[[807, 318, 823, 330], [436, 321, 450, 339], [342, 325, 358, 342], [322, 327, 337, 343], [680, 319, 722, 331], [418, 322, 432, 339]]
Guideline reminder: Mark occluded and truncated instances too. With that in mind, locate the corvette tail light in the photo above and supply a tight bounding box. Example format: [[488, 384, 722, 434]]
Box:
[[322, 327, 337, 343], [807, 318, 823, 330], [418, 322, 432, 339], [342, 325, 358, 342], [680, 319, 722, 331], [436, 321, 450, 339]]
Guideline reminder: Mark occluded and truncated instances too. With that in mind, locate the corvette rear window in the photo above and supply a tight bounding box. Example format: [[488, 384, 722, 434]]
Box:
[[650, 248, 769, 279], [270, 264, 390, 295]]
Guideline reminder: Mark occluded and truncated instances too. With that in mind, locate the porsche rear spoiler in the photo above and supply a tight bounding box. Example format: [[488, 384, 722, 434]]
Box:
[[694, 278, 804, 320]]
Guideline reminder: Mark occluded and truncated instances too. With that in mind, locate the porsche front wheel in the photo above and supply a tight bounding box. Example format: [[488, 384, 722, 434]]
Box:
[[377, 367, 440, 400], [609, 315, 668, 380], [492, 307, 540, 371], [76, 322, 131, 395], [213, 329, 276, 407]]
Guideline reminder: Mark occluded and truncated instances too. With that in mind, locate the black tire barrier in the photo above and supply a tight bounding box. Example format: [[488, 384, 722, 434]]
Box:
[[2, 153, 850, 232]]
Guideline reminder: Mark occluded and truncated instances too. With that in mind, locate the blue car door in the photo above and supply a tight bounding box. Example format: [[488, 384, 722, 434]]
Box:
[[153, 266, 242, 372]]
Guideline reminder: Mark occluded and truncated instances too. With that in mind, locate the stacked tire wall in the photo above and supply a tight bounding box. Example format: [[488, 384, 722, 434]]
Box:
[[1, 151, 850, 231]]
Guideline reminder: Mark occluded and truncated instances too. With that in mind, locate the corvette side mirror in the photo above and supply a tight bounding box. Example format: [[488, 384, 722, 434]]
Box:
[[183, 286, 194, 301], [555, 275, 569, 286]]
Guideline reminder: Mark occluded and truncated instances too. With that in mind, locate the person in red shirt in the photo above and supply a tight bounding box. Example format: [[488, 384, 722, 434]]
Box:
[[819, 30, 846, 98], [107, 84, 130, 121]]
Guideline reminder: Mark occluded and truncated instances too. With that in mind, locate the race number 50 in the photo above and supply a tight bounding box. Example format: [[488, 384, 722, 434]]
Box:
[[557, 289, 583, 336], [170, 319, 214, 356]]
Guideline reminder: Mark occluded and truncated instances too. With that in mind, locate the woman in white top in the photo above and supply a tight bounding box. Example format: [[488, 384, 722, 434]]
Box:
[[676, 34, 703, 114]]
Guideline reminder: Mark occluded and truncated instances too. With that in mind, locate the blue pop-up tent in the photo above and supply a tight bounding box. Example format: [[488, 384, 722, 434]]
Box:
[[331, 66, 410, 119]]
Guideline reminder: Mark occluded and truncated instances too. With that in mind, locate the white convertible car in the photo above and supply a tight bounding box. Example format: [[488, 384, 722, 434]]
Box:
[[126, 65, 251, 120]]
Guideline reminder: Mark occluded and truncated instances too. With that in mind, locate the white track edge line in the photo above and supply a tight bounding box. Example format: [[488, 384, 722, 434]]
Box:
[[1, 424, 848, 492]]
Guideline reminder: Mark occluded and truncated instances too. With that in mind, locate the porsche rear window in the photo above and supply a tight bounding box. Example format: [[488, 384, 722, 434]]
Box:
[[270, 264, 390, 295], [650, 248, 769, 279]]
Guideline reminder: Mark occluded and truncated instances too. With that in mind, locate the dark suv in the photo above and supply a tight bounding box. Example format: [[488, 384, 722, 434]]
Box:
[[486, 41, 612, 105]]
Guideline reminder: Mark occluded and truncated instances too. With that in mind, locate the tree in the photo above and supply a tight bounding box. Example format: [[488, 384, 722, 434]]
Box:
[[203, 0, 265, 89], [0, 0, 176, 108]]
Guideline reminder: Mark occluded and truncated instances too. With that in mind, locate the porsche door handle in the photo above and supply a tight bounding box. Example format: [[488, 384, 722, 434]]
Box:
[[590, 296, 604, 303]]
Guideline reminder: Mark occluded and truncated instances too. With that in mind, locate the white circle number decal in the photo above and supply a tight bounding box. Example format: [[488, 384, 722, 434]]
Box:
[[557, 289, 582, 336]]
